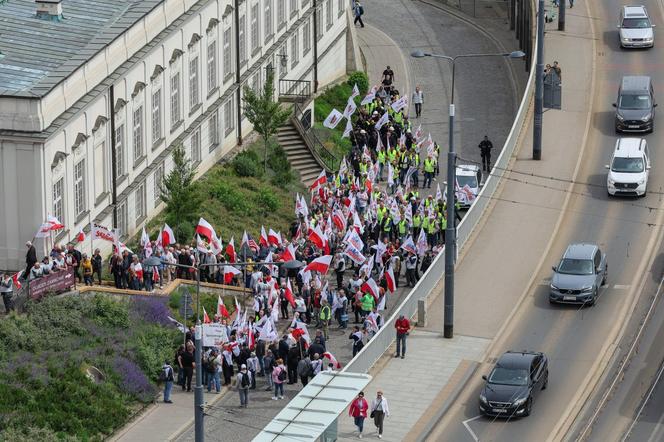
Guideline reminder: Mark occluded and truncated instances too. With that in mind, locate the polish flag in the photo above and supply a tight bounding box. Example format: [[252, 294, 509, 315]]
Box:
[[353, 211, 364, 234], [323, 351, 342, 369], [162, 224, 176, 245], [308, 225, 326, 250], [76, 230, 86, 243], [260, 226, 269, 247], [304, 255, 333, 274], [218, 295, 230, 318], [195, 217, 216, 242], [248, 326, 256, 350], [196, 234, 208, 253], [226, 237, 236, 263], [282, 243, 297, 262], [361, 278, 380, 300], [268, 229, 282, 246], [203, 307, 211, 324], [210, 232, 223, 255], [284, 279, 296, 308], [377, 292, 387, 311], [47, 215, 65, 231], [332, 209, 347, 232], [224, 265, 241, 284], [384, 267, 396, 293], [140, 227, 150, 247], [309, 170, 327, 191], [12, 271, 23, 290], [291, 321, 311, 345]]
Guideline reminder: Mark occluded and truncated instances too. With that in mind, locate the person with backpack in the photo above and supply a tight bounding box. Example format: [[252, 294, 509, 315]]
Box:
[[297, 355, 313, 387], [161, 360, 175, 403], [236, 364, 253, 408], [263, 349, 276, 391], [354, 1, 365, 28], [206, 349, 221, 393], [272, 358, 287, 400]]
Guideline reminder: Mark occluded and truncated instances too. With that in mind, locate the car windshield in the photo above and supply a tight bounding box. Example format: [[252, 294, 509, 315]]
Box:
[[612, 157, 644, 173], [488, 367, 530, 386], [557, 258, 594, 275], [456, 176, 478, 188], [619, 94, 651, 110], [622, 18, 650, 29]]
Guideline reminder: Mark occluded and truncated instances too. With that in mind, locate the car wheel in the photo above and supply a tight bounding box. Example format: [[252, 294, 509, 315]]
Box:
[[523, 398, 532, 417], [602, 267, 607, 286], [542, 371, 549, 390], [588, 289, 598, 306]]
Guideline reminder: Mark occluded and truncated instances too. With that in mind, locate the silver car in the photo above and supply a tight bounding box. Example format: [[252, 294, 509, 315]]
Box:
[[549, 243, 607, 306], [618, 5, 655, 49]]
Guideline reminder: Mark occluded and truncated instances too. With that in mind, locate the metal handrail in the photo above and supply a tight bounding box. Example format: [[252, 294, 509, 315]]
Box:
[[279, 79, 312, 101], [291, 101, 340, 172]]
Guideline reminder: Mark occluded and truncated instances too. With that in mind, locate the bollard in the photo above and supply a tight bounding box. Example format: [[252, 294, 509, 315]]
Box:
[[417, 299, 427, 327]]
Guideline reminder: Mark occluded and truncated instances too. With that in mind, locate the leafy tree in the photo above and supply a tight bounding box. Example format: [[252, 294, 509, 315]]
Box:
[[242, 69, 291, 172], [159, 144, 199, 241]]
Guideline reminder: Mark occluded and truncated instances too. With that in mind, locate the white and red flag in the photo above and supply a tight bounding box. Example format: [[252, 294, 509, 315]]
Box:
[[259, 226, 269, 247], [282, 243, 297, 262], [308, 225, 327, 250], [196, 234, 208, 253], [162, 224, 176, 245], [226, 237, 236, 263], [90, 223, 115, 242], [401, 236, 417, 255], [140, 227, 150, 247], [361, 85, 378, 106], [375, 111, 389, 130], [195, 218, 216, 242], [342, 118, 353, 139], [332, 209, 347, 232], [224, 266, 241, 284], [210, 232, 223, 255], [268, 229, 282, 246], [304, 255, 333, 274], [323, 351, 342, 369], [323, 108, 343, 129], [361, 278, 380, 300], [218, 295, 231, 318], [384, 267, 396, 293], [342, 97, 357, 119], [350, 83, 360, 100], [284, 278, 296, 308], [417, 228, 428, 257], [12, 271, 23, 290], [309, 170, 327, 191], [76, 230, 86, 243]]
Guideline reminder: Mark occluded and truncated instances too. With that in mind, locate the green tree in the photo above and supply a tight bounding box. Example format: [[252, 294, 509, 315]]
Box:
[[159, 144, 199, 241], [241, 69, 291, 172]]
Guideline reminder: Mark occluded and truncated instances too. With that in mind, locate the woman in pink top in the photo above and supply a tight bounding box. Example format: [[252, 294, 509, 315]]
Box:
[[349, 391, 369, 438], [272, 358, 286, 400]]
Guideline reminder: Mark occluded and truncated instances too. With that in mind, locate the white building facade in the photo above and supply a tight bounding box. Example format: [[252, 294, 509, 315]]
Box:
[[0, 0, 350, 270]]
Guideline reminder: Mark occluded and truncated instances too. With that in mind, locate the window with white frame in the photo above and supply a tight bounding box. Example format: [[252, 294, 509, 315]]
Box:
[[170, 72, 181, 127], [338, 0, 344, 17], [115, 124, 125, 177], [303, 18, 311, 55], [251, 4, 259, 52], [251, 71, 261, 93], [94, 141, 106, 200], [153, 163, 164, 202], [316, 5, 323, 38], [207, 40, 217, 93], [265, 0, 273, 40], [74, 159, 86, 216], [223, 28, 232, 78], [326, 0, 333, 29], [118, 201, 128, 238], [191, 127, 201, 163], [224, 97, 235, 135], [189, 56, 199, 110], [290, 32, 298, 68], [53, 178, 64, 225], [278, 0, 286, 27], [209, 111, 219, 151], [135, 181, 146, 221], [239, 15, 247, 63], [151, 88, 162, 144], [133, 106, 144, 163], [290, 0, 297, 15]]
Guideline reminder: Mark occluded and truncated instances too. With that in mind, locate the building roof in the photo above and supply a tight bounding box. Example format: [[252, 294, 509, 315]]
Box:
[[0, 0, 163, 97]]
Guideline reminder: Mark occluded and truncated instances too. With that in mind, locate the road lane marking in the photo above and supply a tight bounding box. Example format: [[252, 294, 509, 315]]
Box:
[[462, 416, 481, 442], [613, 284, 631, 290]]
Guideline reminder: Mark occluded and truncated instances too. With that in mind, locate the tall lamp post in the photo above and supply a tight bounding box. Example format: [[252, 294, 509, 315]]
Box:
[[410, 49, 525, 338]]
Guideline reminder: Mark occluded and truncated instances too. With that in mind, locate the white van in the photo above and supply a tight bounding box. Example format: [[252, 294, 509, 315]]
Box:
[[606, 138, 650, 197]]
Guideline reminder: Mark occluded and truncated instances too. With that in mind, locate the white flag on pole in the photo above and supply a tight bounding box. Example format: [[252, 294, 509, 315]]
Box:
[[323, 108, 343, 129]]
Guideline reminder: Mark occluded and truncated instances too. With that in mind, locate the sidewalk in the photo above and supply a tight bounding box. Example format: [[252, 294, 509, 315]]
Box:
[[338, 1, 595, 440]]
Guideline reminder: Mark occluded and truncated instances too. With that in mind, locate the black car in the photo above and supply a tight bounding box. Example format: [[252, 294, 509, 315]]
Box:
[[479, 351, 548, 418]]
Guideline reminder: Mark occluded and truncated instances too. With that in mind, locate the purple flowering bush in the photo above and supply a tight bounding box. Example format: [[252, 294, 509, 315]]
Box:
[[131, 296, 173, 326], [112, 356, 157, 403]]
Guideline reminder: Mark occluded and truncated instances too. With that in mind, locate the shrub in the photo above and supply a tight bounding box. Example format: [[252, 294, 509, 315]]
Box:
[[1, 426, 79, 442], [232, 150, 263, 177], [131, 326, 181, 381], [347, 71, 369, 95], [254, 187, 281, 213], [112, 356, 157, 403], [131, 296, 173, 327], [270, 144, 291, 174], [271, 170, 294, 187], [209, 181, 251, 215]]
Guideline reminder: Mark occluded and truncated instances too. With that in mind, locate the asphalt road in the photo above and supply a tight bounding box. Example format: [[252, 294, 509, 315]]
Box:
[[428, 0, 664, 440]]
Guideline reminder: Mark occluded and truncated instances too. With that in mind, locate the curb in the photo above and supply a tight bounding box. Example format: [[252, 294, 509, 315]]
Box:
[[167, 388, 230, 442]]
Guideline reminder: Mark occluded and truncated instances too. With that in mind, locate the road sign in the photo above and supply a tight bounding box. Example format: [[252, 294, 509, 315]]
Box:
[[179, 287, 194, 318]]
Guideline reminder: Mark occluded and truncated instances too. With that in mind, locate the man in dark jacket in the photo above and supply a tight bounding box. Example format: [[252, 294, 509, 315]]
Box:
[[25, 241, 37, 280], [478, 135, 493, 172], [92, 249, 103, 285]]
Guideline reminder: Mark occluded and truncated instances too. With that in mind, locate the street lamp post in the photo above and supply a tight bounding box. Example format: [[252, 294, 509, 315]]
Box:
[[410, 49, 525, 338], [534, 0, 545, 160]]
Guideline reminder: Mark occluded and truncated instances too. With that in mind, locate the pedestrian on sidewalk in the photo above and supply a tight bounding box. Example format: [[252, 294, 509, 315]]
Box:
[[370, 391, 390, 438], [247, 352, 259, 389], [412, 86, 424, 118], [161, 360, 175, 403], [297, 355, 313, 387], [349, 391, 369, 438], [236, 364, 252, 408], [395, 315, 411, 359], [320, 299, 331, 339], [272, 358, 287, 400], [354, 1, 365, 28], [179, 341, 195, 392], [478, 135, 493, 172], [264, 349, 276, 391], [349, 325, 365, 357], [206, 349, 221, 393]]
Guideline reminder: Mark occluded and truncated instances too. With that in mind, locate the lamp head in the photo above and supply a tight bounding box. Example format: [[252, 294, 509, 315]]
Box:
[[509, 50, 526, 59], [410, 50, 427, 58]]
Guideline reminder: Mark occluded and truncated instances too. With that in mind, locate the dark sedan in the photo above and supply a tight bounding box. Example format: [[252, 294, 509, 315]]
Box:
[[479, 351, 548, 418]]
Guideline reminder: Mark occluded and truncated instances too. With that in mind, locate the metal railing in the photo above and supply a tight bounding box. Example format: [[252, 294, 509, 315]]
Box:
[[342, 31, 538, 375], [278, 79, 312, 102], [291, 101, 340, 172]]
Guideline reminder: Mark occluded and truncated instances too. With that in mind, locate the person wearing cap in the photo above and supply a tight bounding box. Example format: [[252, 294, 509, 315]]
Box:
[[349, 391, 369, 438], [394, 314, 411, 359], [370, 391, 390, 438], [236, 363, 253, 407]]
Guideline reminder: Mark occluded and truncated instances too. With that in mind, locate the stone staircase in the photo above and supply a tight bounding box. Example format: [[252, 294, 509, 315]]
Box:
[[276, 122, 324, 186]]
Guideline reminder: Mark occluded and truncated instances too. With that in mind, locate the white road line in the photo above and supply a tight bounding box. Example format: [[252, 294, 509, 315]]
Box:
[[622, 359, 664, 441], [613, 284, 631, 290], [462, 416, 481, 442]]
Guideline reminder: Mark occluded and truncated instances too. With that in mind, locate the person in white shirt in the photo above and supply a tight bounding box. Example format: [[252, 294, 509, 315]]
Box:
[[412, 86, 424, 118], [370, 390, 390, 438]]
